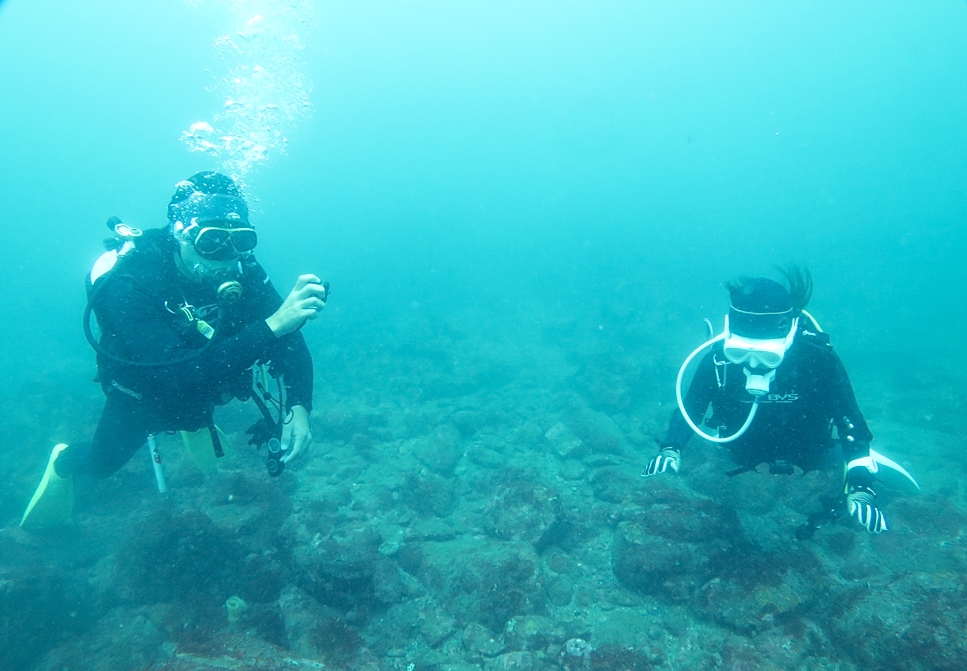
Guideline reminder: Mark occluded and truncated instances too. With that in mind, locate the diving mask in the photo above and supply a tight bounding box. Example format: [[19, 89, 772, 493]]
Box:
[[723, 315, 798, 369], [183, 221, 258, 260]]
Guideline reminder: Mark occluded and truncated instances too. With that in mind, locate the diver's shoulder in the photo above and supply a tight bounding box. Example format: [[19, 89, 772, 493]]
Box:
[[124, 227, 174, 266], [796, 326, 833, 354]]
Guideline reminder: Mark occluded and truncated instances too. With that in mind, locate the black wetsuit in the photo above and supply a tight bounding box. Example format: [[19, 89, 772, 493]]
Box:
[[663, 326, 872, 470], [57, 228, 313, 478]]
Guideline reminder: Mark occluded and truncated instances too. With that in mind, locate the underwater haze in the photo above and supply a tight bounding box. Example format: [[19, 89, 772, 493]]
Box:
[[2, 1, 967, 670]]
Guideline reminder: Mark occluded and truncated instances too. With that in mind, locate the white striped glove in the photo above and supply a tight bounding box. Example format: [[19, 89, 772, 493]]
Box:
[[847, 485, 888, 533], [642, 447, 681, 477]]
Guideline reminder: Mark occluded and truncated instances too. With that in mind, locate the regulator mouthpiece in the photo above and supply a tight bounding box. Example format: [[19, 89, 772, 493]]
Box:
[[217, 280, 243, 306], [743, 368, 776, 397]]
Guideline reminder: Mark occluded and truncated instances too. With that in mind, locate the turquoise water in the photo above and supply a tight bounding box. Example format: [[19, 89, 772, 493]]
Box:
[[1, 2, 966, 670]]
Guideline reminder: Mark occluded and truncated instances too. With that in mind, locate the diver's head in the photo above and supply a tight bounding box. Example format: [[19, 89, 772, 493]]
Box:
[[723, 276, 798, 371], [168, 171, 257, 267]]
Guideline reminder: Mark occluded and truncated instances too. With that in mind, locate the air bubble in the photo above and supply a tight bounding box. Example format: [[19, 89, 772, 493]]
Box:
[[182, 0, 315, 182]]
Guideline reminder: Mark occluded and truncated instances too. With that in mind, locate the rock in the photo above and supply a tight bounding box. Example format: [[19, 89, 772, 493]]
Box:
[[452, 410, 483, 437], [279, 585, 360, 659], [419, 607, 457, 647], [544, 577, 573, 607], [514, 421, 547, 448], [545, 422, 586, 459], [0, 553, 96, 670], [468, 446, 506, 469], [504, 615, 569, 650], [33, 605, 168, 671], [293, 537, 407, 615], [559, 459, 587, 480], [492, 651, 538, 671], [611, 489, 833, 637], [463, 622, 507, 657], [559, 638, 592, 671], [407, 518, 461, 542], [413, 424, 465, 474], [485, 479, 561, 544], [416, 537, 544, 632], [533, 516, 578, 554], [402, 470, 456, 518], [589, 644, 655, 671], [582, 454, 623, 468], [588, 467, 639, 504], [828, 571, 967, 670], [377, 525, 405, 556], [563, 407, 626, 456], [610, 491, 744, 602]]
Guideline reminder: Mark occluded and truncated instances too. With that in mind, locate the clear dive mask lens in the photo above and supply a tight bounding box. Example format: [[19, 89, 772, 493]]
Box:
[[192, 225, 258, 260], [723, 317, 798, 369]]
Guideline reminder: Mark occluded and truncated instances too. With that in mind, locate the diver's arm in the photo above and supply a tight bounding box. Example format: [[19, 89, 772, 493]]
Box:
[[244, 262, 317, 412], [269, 334, 314, 411], [826, 350, 889, 532], [662, 351, 718, 451], [644, 353, 717, 477], [827, 351, 873, 463]]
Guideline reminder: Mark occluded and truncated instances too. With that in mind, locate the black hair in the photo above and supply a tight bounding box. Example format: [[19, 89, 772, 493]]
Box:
[[776, 264, 813, 313]]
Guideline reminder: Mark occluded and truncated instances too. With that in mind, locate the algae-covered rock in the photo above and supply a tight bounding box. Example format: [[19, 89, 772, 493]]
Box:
[[589, 644, 655, 671], [484, 477, 561, 544], [293, 537, 407, 615], [543, 576, 573, 607], [612, 489, 831, 636], [416, 537, 545, 632], [559, 638, 592, 671], [504, 615, 569, 651], [828, 571, 967, 670], [588, 467, 640, 504], [558, 459, 587, 481], [419, 605, 458, 647], [402, 470, 456, 518], [514, 421, 547, 449], [611, 492, 743, 601], [468, 446, 506, 469], [563, 407, 627, 456], [463, 622, 506, 657], [545, 422, 586, 460], [492, 650, 539, 671], [413, 424, 465, 474], [278, 584, 373, 667]]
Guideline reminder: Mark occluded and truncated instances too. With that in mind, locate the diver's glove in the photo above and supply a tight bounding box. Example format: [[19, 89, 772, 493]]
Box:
[[846, 484, 888, 533], [642, 446, 681, 477]]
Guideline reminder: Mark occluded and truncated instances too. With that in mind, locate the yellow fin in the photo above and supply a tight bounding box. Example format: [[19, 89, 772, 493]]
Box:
[[180, 426, 233, 474], [21, 443, 74, 528]]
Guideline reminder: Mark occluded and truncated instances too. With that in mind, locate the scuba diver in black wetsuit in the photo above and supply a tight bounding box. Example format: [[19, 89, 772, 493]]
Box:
[[20, 172, 329, 527], [643, 267, 918, 538]]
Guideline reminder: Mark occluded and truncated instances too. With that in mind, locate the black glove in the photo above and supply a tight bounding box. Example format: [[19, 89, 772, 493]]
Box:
[[642, 446, 681, 477]]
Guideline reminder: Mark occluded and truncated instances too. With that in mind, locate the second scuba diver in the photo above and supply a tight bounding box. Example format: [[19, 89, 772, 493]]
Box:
[[21, 171, 329, 527], [643, 267, 918, 538]]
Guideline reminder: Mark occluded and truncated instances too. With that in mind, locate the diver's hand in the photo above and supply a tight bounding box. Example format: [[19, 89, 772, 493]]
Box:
[[642, 447, 681, 477], [847, 485, 888, 533], [266, 275, 327, 337], [280, 405, 311, 463]]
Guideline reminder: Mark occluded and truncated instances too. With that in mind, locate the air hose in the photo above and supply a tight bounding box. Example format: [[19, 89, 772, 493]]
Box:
[[675, 332, 759, 444]]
